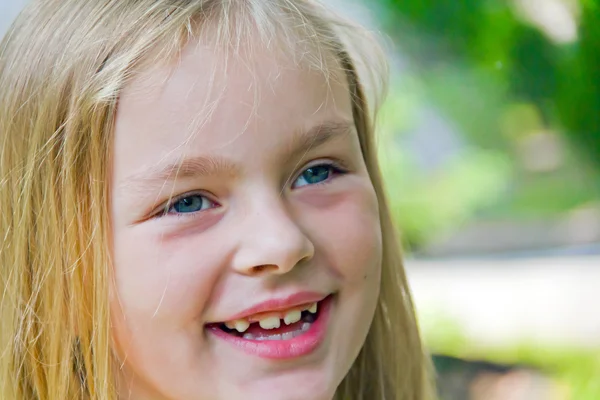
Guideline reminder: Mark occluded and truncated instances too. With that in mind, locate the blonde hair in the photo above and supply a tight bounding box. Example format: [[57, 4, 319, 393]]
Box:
[[0, 0, 433, 399]]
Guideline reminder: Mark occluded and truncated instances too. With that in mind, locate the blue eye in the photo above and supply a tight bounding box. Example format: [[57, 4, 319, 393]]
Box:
[[167, 194, 215, 214], [293, 164, 336, 188]]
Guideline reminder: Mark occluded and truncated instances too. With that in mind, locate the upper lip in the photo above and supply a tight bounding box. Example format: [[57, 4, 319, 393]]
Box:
[[215, 291, 329, 322]]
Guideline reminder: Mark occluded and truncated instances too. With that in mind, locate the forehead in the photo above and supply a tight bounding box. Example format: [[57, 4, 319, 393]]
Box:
[[112, 38, 353, 178]]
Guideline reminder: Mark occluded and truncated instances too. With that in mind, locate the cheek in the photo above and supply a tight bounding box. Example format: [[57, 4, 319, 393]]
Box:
[[110, 228, 224, 324], [302, 181, 382, 283]]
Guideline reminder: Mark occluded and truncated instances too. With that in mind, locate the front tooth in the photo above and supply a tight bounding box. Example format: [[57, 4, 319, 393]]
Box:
[[308, 302, 318, 314], [258, 316, 281, 330], [283, 310, 302, 325], [225, 321, 235, 330], [234, 319, 250, 333]]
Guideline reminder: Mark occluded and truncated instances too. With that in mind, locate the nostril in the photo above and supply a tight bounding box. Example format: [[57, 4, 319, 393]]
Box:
[[253, 265, 266, 273], [251, 264, 271, 274]]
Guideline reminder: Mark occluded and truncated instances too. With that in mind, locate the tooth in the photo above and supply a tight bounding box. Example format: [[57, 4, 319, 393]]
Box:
[[281, 331, 295, 340], [225, 321, 235, 329], [234, 319, 250, 333], [243, 333, 255, 340], [301, 322, 311, 332], [308, 303, 318, 314], [283, 310, 302, 325], [258, 316, 281, 330]]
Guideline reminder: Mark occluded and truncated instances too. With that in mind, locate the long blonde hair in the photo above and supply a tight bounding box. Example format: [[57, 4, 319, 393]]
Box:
[[0, 0, 433, 398]]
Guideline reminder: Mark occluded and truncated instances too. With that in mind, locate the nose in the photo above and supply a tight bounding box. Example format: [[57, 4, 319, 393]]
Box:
[[231, 196, 315, 277]]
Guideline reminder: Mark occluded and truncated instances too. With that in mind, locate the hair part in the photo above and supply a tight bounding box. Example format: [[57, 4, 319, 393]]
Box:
[[0, 1, 434, 399]]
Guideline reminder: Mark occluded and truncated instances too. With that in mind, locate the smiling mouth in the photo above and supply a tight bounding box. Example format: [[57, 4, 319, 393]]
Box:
[[206, 295, 333, 359], [206, 297, 326, 341]]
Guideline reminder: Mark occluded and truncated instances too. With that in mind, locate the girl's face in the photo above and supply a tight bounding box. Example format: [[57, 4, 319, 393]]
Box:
[[110, 40, 382, 400]]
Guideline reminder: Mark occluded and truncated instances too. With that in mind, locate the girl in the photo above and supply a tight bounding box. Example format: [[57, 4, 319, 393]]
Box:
[[0, 0, 433, 399]]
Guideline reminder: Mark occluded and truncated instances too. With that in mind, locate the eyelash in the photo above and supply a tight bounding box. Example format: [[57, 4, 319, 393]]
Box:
[[155, 160, 349, 219], [152, 190, 217, 218], [291, 161, 348, 188]]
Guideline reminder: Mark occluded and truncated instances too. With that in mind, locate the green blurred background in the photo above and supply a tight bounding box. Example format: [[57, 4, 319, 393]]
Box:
[[375, 0, 600, 252], [2, 0, 599, 398], [358, 0, 600, 398]]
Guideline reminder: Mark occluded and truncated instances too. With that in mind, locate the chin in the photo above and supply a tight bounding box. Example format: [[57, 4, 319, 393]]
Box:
[[240, 381, 335, 400], [230, 366, 339, 400]]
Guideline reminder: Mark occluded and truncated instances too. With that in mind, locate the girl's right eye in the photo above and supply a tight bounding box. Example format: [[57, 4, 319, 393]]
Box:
[[164, 194, 217, 216]]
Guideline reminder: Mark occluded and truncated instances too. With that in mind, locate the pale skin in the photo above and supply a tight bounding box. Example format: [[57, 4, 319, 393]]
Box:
[[109, 38, 383, 400]]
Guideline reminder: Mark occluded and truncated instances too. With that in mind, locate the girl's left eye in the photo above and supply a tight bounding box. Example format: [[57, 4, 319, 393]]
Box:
[[293, 164, 342, 188], [166, 194, 216, 215]]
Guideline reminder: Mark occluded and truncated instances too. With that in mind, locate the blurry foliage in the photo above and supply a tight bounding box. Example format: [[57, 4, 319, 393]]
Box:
[[371, 0, 600, 248], [377, 84, 512, 248], [376, 0, 600, 167], [556, 3, 600, 165], [376, 0, 599, 162]]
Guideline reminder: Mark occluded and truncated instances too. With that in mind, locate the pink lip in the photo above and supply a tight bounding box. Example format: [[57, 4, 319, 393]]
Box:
[[220, 291, 329, 321], [207, 295, 333, 360]]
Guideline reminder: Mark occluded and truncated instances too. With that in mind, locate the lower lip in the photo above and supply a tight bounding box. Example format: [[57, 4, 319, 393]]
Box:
[[207, 295, 333, 360]]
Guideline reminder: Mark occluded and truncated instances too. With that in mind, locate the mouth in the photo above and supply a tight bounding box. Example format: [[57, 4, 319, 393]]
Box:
[[206, 294, 333, 359], [215, 300, 321, 340]]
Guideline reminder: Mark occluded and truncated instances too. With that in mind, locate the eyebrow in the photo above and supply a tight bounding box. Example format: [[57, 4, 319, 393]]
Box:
[[120, 119, 355, 190], [286, 119, 355, 162], [120, 155, 239, 192]]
